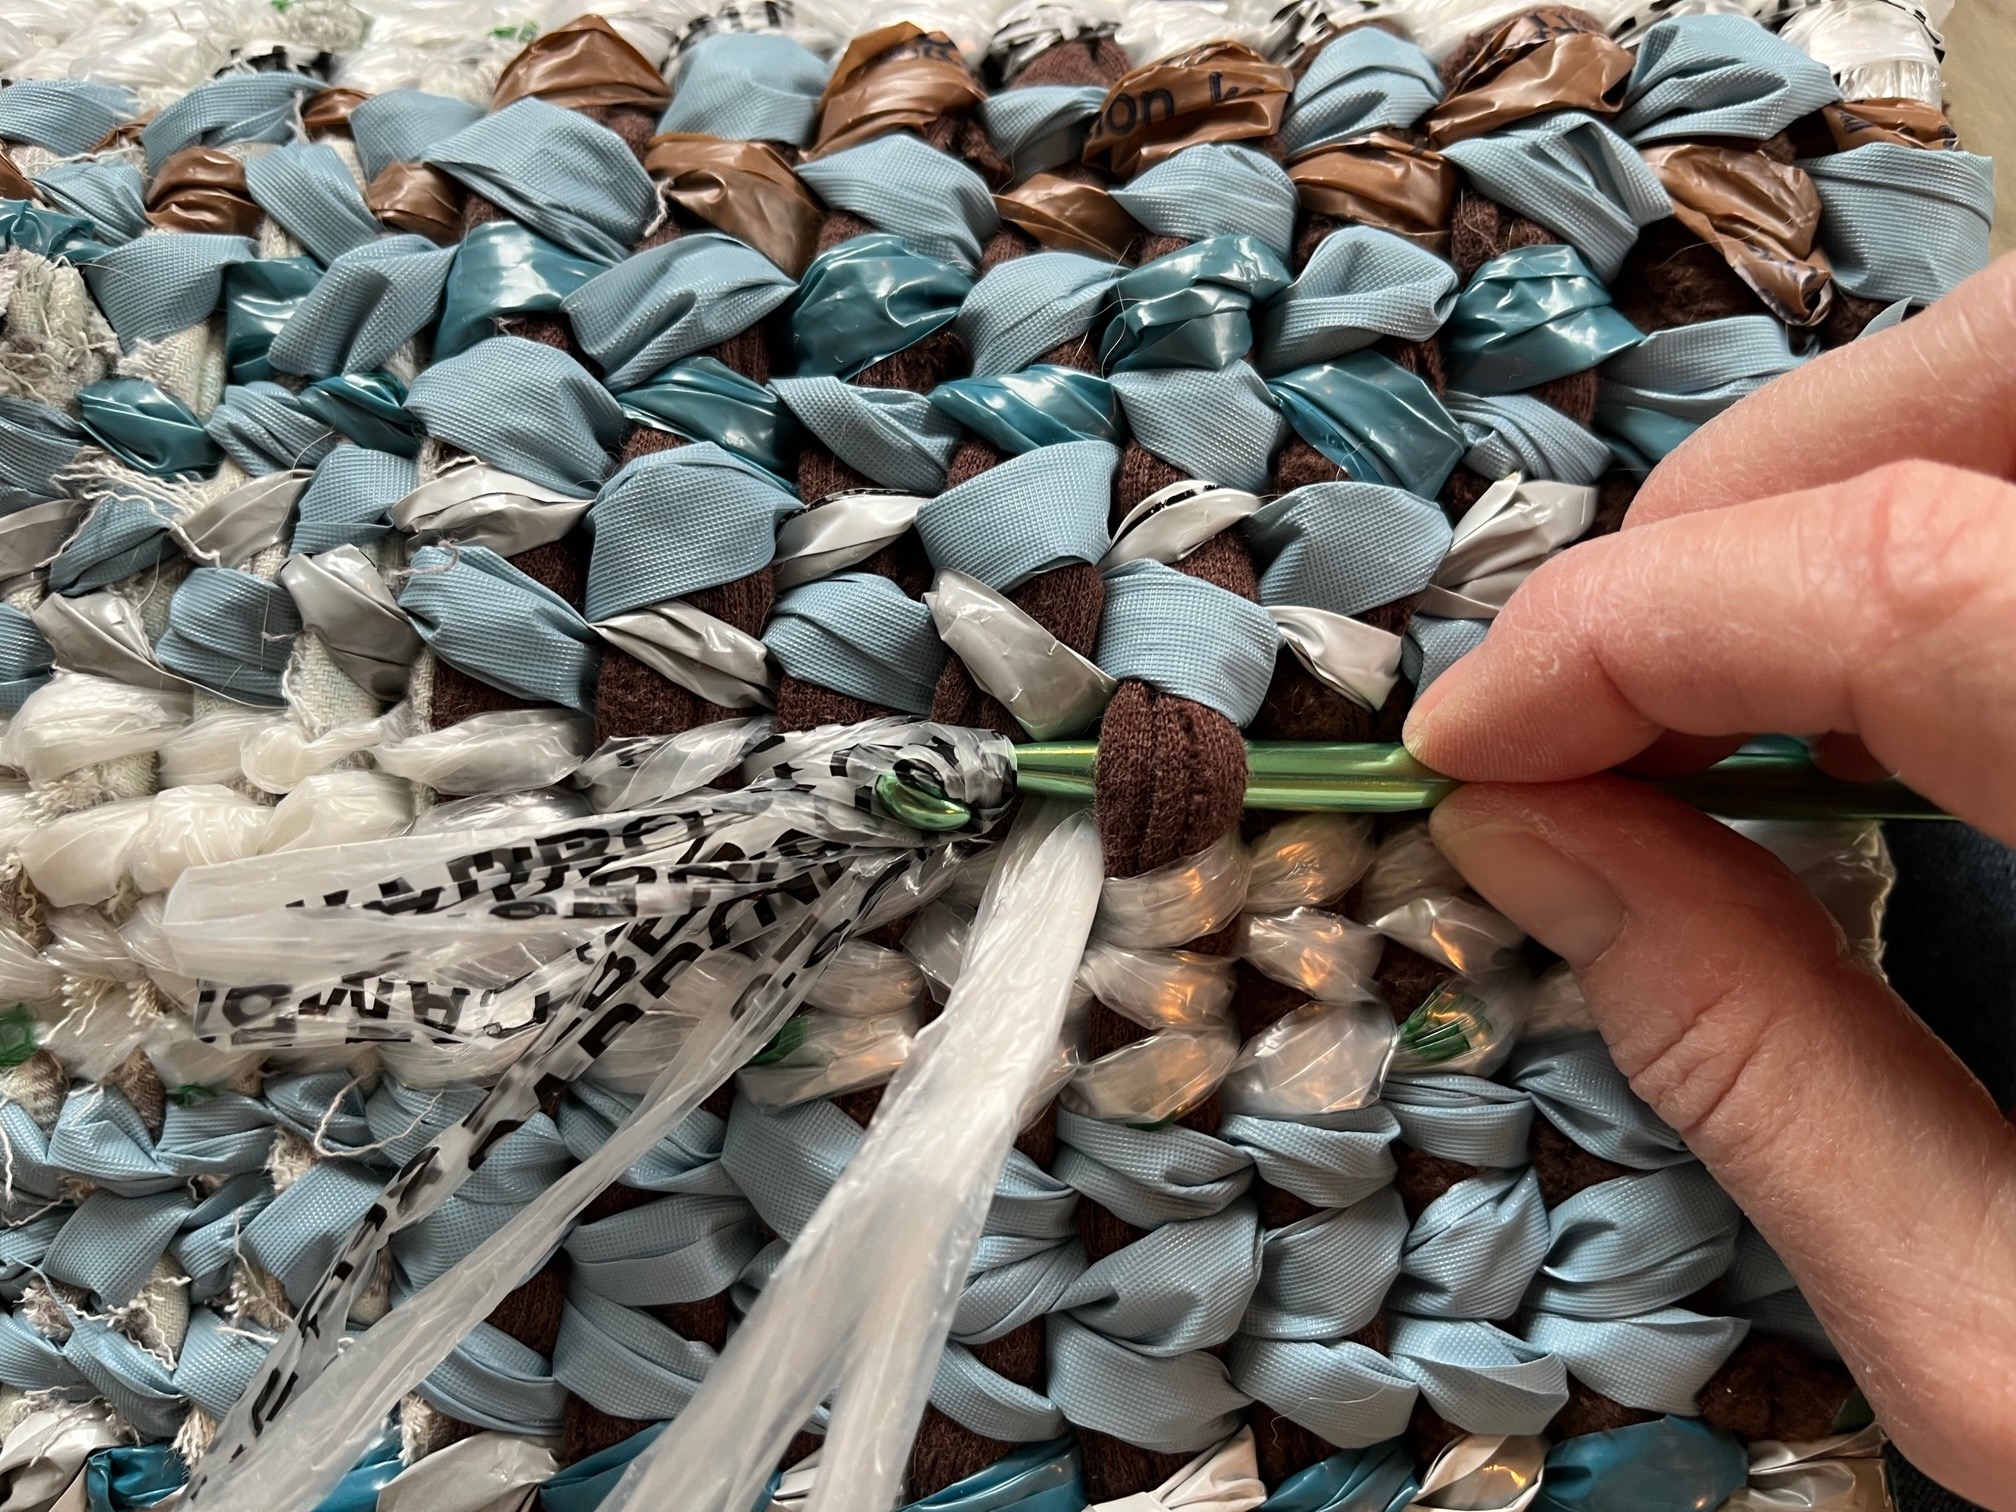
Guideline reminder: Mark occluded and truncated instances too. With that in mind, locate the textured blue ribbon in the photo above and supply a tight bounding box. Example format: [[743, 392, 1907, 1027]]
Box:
[[1535, 1416, 1748, 1512], [400, 543, 603, 712], [1219, 1108, 1400, 1211], [789, 232, 973, 379], [31, 161, 148, 244], [405, 334, 625, 495], [1243, 1185, 1407, 1341], [1523, 1307, 1749, 1415], [1389, 1168, 1549, 1320], [1507, 1032, 1693, 1171], [557, 1085, 745, 1195], [1101, 234, 1293, 372], [423, 98, 657, 263], [76, 378, 222, 477], [434, 219, 603, 359], [1595, 315, 1807, 474], [616, 356, 800, 477], [80, 233, 256, 348], [48, 1089, 274, 1195], [795, 132, 998, 274], [1404, 614, 1499, 685], [224, 255, 322, 383], [240, 1158, 385, 1304], [1265, 354, 1467, 497], [1441, 113, 1671, 282], [416, 1318, 567, 1437], [1443, 390, 1612, 485], [981, 86, 1107, 179], [772, 375, 962, 493], [1054, 1197, 1260, 1356], [1721, 1220, 1837, 1361], [1112, 144, 1298, 257], [267, 234, 455, 377], [1096, 558, 1280, 726], [1258, 1442, 1417, 1512], [1226, 1327, 1417, 1449], [552, 1281, 720, 1421], [955, 251, 1119, 377], [1053, 1110, 1254, 1229], [204, 381, 338, 475], [1527, 1164, 1741, 1319], [931, 367, 1124, 453], [1803, 143, 1996, 305], [141, 73, 323, 168], [1385, 1314, 1567, 1433], [1614, 14, 1841, 144], [47, 487, 177, 593], [1283, 28, 1441, 155], [243, 143, 383, 266], [1443, 244, 1643, 394], [562, 232, 796, 388], [0, 604, 52, 712], [763, 571, 945, 713], [1257, 225, 1458, 374], [659, 32, 830, 146], [1248, 478, 1456, 618], [587, 441, 793, 620], [1046, 1313, 1251, 1454], [350, 90, 487, 180], [155, 567, 303, 704], [0, 395, 86, 498], [0, 79, 136, 155], [1108, 363, 1288, 493], [916, 439, 1116, 589]]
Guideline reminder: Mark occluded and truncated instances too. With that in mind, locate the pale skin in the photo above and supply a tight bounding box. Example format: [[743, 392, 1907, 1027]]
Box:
[[1404, 253, 2016, 1506]]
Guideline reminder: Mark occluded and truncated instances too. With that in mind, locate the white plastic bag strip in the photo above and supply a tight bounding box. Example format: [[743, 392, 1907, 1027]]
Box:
[[597, 801, 1102, 1512]]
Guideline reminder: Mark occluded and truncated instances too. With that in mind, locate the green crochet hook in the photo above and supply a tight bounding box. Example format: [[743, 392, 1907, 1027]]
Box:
[[1003, 740, 1950, 821]]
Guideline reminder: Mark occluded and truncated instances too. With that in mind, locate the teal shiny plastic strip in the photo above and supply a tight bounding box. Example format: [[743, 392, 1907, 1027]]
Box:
[[435, 220, 603, 360], [76, 379, 221, 478], [929, 366, 1125, 454], [617, 357, 800, 479], [1100, 234, 1293, 373], [788, 233, 972, 380], [1267, 351, 1467, 498], [224, 257, 323, 385], [295, 373, 423, 458], [1443, 244, 1644, 395]]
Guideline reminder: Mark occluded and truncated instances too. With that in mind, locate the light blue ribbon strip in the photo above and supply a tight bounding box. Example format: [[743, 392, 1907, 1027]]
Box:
[[930, 367, 1124, 453], [616, 356, 800, 477], [1404, 615, 1488, 692], [0, 396, 86, 499], [0, 79, 136, 155], [141, 73, 323, 168], [1227, 1327, 1418, 1449], [1101, 234, 1293, 373], [1527, 1164, 1741, 1319], [1055, 1201, 1261, 1355], [1802, 143, 1996, 305], [795, 132, 999, 275], [1095, 558, 1281, 727], [240, 1158, 382, 1303], [400, 543, 602, 712], [1111, 145, 1299, 257], [350, 89, 485, 179], [47, 488, 177, 593], [1389, 1167, 1550, 1320], [981, 86, 1108, 180], [267, 234, 456, 378], [789, 233, 973, 379], [1444, 244, 1644, 394], [0, 605, 52, 712], [1283, 28, 1442, 155], [553, 1282, 719, 1420], [76, 379, 222, 478], [415, 1319, 567, 1437], [48, 1090, 275, 1195], [763, 571, 946, 713], [659, 32, 830, 146], [404, 335, 625, 496], [1721, 1220, 1838, 1361], [422, 98, 657, 263], [1242, 1185, 1408, 1341], [1441, 112, 1671, 282], [562, 232, 796, 388], [1443, 390, 1612, 485], [1535, 1416, 1748, 1512], [1380, 1074, 1535, 1168], [155, 567, 303, 705], [1046, 1313, 1251, 1454], [1385, 1314, 1568, 1433], [557, 1085, 745, 1196], [1053, 1112, 1255, 1230], [956, 251, 1119, 377], [915, 439, 1116, 589], [1257, 1442, 1418, 1512], [243, 143, 383, 266], [1219, 1108, 1401, 1211], [80, 233, 256, 349], [1265, 354, 1467, 497], [562, 1194, 761, 1309], [1108, 363, 1288, 493], [1248, 479, 1456, 618], [772, 375, 962, 493], [1507, 1032, 1695, 1171], [1595, 315, 1808, 474], [225, 255, 322, 384], [1257, 225, 1458, 374], [434, 219, 603, 359], [1614, 14, 1841, 144], [1523, 1308, 1749, 1415], [31, 161, 149, 244], [586, 441, 793, 621], [204, 381, 339, 475]]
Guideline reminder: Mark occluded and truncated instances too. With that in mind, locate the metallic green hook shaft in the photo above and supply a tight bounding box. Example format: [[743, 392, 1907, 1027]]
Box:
[[1008, 741, 1950, 821]]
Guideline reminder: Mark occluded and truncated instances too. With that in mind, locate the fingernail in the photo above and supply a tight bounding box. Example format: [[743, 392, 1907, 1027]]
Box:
[[1400, 672, 1457, 757], [1433, 819, 1624, 968]]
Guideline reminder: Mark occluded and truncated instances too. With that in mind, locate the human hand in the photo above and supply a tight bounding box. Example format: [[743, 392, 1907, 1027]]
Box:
[[1403, 255, 2016, 1507]]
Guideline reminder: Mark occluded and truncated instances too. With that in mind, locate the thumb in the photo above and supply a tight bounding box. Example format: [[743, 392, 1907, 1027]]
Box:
[[1429, 778, 2016, 1508]]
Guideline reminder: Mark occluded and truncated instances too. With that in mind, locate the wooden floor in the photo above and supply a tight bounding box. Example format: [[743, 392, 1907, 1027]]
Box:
[[1944, 0, 2012, 253]]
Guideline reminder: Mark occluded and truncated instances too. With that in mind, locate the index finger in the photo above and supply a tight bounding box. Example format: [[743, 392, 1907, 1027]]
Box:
[[1628, 255, 2016, 528]]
